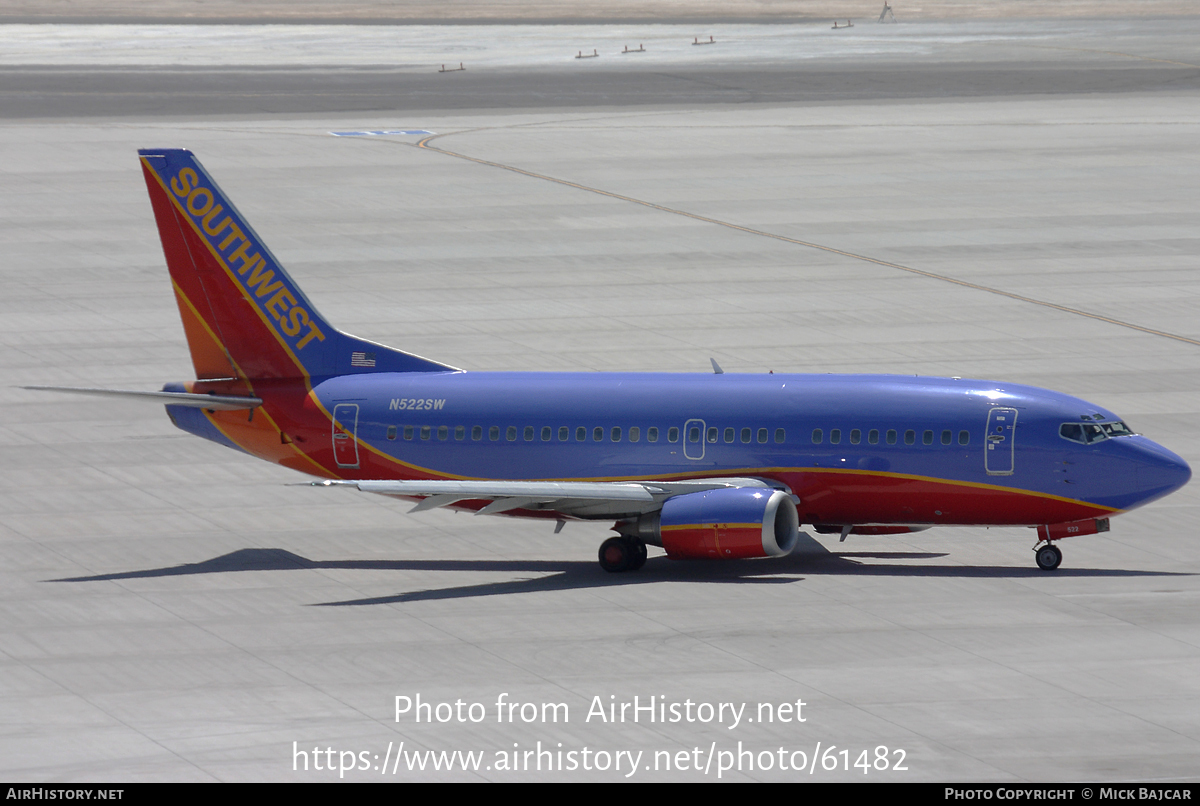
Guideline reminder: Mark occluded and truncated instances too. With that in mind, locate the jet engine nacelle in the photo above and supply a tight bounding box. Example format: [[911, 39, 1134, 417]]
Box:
[[624, 488, 799, 560]]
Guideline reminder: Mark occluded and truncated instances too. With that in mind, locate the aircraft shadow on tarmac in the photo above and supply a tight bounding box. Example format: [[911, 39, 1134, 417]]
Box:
[[48, 545, 1192, 605]]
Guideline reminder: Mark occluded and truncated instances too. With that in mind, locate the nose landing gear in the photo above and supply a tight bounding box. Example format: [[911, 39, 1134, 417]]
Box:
[[1034, 542, 1063, 571], [598, 536, 648, 572]]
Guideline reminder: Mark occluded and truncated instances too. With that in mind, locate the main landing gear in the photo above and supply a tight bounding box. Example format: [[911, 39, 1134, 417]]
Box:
[[598, 536, 648, 573], [1034, 542, 1063, 571]]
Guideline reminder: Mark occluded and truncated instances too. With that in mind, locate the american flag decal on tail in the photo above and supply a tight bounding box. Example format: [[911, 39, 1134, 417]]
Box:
[[351, 351, 376, 368]]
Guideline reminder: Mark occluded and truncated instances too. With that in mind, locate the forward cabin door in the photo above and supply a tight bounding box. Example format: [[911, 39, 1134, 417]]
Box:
[[985, 407, 1017, 475], [332, 403, 361, 468]]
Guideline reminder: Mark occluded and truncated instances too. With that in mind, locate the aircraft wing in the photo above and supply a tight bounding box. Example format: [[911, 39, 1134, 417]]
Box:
[[312, 477, 784, 519]]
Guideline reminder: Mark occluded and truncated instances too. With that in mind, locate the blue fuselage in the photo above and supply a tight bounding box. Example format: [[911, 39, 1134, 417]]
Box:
[[305, 372, 1190, 526]]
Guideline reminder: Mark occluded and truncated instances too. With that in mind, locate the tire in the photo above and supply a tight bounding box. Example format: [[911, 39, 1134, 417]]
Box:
[[599, 537, 633, 572], [1035, 544, 1062, 571]]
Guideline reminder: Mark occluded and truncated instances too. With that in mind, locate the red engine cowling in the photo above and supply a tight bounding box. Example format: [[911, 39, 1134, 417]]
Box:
[[625, 487, 799, 560]]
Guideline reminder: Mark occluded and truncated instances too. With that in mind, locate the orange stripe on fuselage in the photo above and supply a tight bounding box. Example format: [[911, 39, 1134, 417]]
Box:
[[202, 405, 338, 478]]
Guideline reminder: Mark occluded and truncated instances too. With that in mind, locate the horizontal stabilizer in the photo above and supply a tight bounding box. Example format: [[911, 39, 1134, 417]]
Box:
[[23, 386, 262, 411]]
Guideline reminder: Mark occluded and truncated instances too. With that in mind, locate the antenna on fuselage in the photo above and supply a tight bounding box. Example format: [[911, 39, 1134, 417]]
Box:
[[878, 2, 896, 22], [710, 358, 725, 374]]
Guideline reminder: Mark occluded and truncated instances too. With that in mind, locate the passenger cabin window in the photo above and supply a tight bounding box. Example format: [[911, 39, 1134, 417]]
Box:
[[455, 425, 465, 441], [629, 427, 640, 442], [887, 429, 897, 445], [757, 428, 768, 444], [707, 427, 718, 443], [438, 426, 448, 441], [959, 430, 969, 445], [576, 427, 587, 442], [472, 426, 482, 441], [850, 429, 861, 445], [724, 427, 735, 443], [904, 430, 915, 445], [923, 430, 933, 445], [741, 427, 752, 444], [829, 429, 841, 445], [404, 426, 414, 441], [868, 429, 879, 445], [812, 429, 823, 445], [507, 426, 517, 441], [523, 426, 534, 441], [489, 426, 500, 441], [611, 427, 622, 442], [648, 427, 659, 443], [559, 426, 569, 441], [387, 425, 397, 441], [593, 427, 604, 442], [775, 428, 785, 444], [668, 427, 679, 443]]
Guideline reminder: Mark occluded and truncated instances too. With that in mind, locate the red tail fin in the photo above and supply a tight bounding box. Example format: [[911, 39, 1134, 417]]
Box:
[[139, 148, 454, 380]]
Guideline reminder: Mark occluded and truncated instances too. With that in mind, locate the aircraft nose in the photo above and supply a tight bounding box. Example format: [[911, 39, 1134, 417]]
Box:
[[1132, 437, 1191, 504]]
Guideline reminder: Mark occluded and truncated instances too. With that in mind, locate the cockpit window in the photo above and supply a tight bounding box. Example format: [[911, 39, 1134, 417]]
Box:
[[1060, 423, 1085, 443], [1060, 421, 1135, 444]]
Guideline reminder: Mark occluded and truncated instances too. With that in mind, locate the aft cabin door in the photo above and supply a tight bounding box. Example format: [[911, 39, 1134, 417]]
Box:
[[985, 407, 1017, 476], [332, 403, 361, 468]]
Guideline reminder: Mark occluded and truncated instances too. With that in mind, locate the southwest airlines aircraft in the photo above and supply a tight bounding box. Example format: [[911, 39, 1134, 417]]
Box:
[[33, 150, 1192, 573]]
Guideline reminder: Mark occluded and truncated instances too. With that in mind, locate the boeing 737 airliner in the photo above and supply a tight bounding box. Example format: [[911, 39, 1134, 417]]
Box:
[[30, 150, 1192, 572]]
